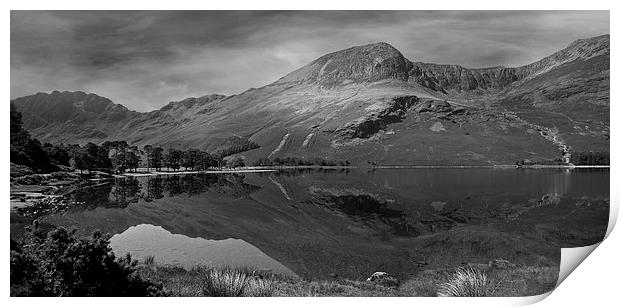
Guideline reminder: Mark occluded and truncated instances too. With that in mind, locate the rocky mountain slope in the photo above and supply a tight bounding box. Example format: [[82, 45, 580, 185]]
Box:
[[11, 35, 609, 165]]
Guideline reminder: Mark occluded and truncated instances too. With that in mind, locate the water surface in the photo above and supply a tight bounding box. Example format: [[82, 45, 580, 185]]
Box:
[[10, 168, 609, 280]]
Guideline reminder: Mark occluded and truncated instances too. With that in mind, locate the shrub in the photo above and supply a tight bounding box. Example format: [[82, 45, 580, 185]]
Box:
[[10, 222, 162, 296], [436, 267, 493, 297]]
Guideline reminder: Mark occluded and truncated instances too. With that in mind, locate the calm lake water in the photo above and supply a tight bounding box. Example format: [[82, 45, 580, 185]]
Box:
[[10, 168, 609, 280]]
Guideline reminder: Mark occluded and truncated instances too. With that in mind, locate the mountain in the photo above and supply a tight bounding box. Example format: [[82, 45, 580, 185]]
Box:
[[12, 91, 138, 144], [11, 35, 609, 165]]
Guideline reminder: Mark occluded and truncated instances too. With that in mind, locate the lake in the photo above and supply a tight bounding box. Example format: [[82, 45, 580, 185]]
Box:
[[10, 168, 609, 280]]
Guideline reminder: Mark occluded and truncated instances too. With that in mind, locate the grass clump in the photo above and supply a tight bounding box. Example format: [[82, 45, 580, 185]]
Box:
[[143, 255, 156, 266], [436, 267, 495, 297], [201, 267, 275, 297], [243, 278, 276, 297]]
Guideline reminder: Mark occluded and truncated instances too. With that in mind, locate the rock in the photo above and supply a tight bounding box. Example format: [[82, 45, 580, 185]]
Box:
[[328, 273, 338, 278], [488, 258, 515, 269], [366, 272, 400, 287], [540, 193, 561, 206], [338, 95, 420, 139]]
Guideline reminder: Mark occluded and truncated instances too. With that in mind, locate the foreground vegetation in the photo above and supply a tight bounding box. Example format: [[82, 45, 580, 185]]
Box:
[[10, 222, 161, 296], [137, 261, 556, 297], [11, 223, 558, 297]]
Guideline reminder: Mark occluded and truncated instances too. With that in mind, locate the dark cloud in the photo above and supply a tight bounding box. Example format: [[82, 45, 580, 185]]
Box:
[[11, 10, 609, 111]]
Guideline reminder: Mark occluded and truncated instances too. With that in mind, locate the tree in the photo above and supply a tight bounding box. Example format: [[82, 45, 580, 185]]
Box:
[[227, 156, 245, 168], [104, 141, 129, 173], [143, 145, 153, 172], [180, 150, 190, 170], [126, 146, 142, 172], [10, 104, 54, 171], [84, 143, 100, 173], [151, 147, 163, 171], [10, 103, 30, 147], [43, 143, 71, 166], [69, 146, 88, 174], [164, 148, 181, 171], [196, 151, 215, 170]]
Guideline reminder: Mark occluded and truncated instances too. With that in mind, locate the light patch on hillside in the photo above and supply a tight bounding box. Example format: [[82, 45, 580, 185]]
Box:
[[430, 122, 447, 132], [302, 133, 314, 147], [365, 100, 389, 112], [429, 201, 447, 211], [268, 133, 290, 158]]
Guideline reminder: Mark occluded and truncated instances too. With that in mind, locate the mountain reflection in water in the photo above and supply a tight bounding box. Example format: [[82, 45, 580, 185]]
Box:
[[110, 224, 297, 277], [10, 169, 609, 280]]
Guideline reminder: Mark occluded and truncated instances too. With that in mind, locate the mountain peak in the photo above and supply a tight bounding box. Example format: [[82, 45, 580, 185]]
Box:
[[517, 34, 609, 78], [276, 42, 409, 87], [11, 91, 134, 132], [564, 34, 609, 57]]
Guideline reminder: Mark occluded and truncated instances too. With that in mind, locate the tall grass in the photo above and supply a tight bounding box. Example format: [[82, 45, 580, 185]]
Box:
[[243, 278, 276, 297], [436, 267, 494, 297], [201, 267, 275, 297], [143, 255, 156, 266]]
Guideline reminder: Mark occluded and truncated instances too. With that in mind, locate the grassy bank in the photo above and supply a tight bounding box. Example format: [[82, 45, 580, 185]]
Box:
[[135, 262, 558, 297]]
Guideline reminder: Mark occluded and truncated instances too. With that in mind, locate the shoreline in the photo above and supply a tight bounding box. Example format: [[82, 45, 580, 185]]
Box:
[[118, 169, 277, 177], [116, 164, 610, 177]]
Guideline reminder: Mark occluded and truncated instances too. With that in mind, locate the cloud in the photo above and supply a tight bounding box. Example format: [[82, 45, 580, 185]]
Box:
[[10, 10, 609, 111]]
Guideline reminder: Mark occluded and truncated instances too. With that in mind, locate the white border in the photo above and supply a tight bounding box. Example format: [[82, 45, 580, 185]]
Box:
[[2, 1, 616, 307]]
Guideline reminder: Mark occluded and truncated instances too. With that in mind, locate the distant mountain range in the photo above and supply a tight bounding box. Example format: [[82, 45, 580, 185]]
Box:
[[11, 34, 609, 165]]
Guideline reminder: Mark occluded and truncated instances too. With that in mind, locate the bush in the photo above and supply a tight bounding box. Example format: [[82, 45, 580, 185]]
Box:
[[436, 267, 494, 297], [10, 222, 162, 296]]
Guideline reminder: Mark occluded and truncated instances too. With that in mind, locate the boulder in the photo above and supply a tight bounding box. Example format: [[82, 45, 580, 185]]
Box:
[[366, 272, 399, 287]]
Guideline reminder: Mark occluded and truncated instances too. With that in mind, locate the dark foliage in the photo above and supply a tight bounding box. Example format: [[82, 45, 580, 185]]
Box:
[[515, 158, 568, 166], [215, 136, 260, 158], [42, 143, 71, 166], [226, 156, 246, 168], [10, 222, 162, 297], [10, 104, 55, 172], [570, 151, 610, 166]]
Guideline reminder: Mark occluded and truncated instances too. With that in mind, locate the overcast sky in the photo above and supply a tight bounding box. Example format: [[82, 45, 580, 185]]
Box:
[[11, 11, 609, 112]]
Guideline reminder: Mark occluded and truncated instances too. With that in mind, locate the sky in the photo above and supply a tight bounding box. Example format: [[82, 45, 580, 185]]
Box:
[[11, 11, 609, 112]]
